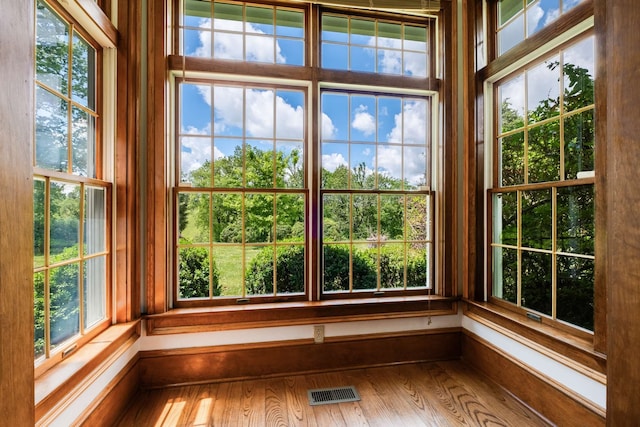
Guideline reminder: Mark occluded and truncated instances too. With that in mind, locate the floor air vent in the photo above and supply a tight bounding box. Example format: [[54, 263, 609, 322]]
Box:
[[308, 386, 361, 406]]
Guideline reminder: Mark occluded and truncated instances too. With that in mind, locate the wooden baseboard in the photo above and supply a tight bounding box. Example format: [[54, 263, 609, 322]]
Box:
[[78, 357, 140, 427], [138, 328, 462, 388], [461, 331, 605, 426]]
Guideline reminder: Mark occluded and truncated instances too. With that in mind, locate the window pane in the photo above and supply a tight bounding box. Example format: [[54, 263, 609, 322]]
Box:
[[84, 186, 106, 255], [184, 28, 211, 56], [492, 192, 518, 246], [36, 87, 69, 172], [213, 2, 243, 31], [321, 93, 349, 141], [34, 180, 46, 268], [184, 0, 212, 27], [378, 49, 402, 75], [351, 45, 376, 73], [36, 0, 69, 96], [247, 34, 275, 63], [322, 42, 348, 70], [527, 56, 560, 124], [181, 84, 212, 135], [323, 194, 350, 242], [380, 194, 404, 240], [563, 36, 595, 112], [527, 0, 560, 37], [353, 244, 377, 290], [499, 0, 523, 26], [213, 31, 244, 60], [181, 136, 212, 186], [276, 90, 304, 141], [353, 194, 378, 241], [277, 38, 304, 65], [499, 74, 525, 133], [407, 195, 429, 242], [557, 185, 594, 255], [404, 51, 427, 77], [245, 193, 274, 243], [246, 246, 273, 295], [564, 110, 594, 179], [50, 262, 80, 349], [521, 189, 552, 250], [212, 193, 242, 243], [213, 138, 243, 187], [322, 144, 349, 189], [403, 99, 428, 145], [178, 246, 211, 298], [323, 244, 350, 292], [527, 120, 560, 183], [246, 140, 274, 188], [276, 194, 304, 242], [276, 141, 304, 188], [276, 9, 303, 38], [493, 246, 518, 304], [322, 15, 348, 43], [34, 272, 46, 359], [246, 6, 273, 35], [71, 106, 96, 177], [84, 256, 106, 328], [275, 245, 305, 294], [378, 97, 402, 143], [380, 243, 405, 289], [521, 250, 552, 315], [72, 32, 96, 110], [351, 144, 376, 189], [351, 18, 375, 44], [498, 13, 524, 55], [557, 255, 594, 330], [214, 245, 243, 296], [404, 25, 427, 51], [50, 182, 81, 262], [404, 146, 427, 189], [407, 244, 429, 288], [378, 22, 402, 49], [179, 192, 210, 245], [499, 132, 525, 186], [377, 145, 403, 190]]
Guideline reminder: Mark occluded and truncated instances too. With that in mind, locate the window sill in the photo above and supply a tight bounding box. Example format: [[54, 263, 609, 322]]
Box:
[[35, 321, 140, 422], [463, 300, 606, 379], [145, 295, 458, 335]]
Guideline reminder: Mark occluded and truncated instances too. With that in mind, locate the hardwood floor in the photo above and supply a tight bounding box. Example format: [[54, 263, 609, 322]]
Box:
[[116, 361, 550, 426]]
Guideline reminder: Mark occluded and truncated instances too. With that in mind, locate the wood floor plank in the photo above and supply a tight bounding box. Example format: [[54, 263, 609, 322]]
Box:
[[115, 361, 551, 427]]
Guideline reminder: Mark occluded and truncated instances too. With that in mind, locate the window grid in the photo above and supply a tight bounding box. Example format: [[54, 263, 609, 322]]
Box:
[[34, 0, 109, 365], [490, 33, 595, 331], [175, 2, 438, 306], [496, 0, 586, 56]]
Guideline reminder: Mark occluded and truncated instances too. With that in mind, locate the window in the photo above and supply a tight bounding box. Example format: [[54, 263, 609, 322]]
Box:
[[34, 0, 110, 367], [174, 0, 440, 306], [488, 27, 595, 329], [496, 0, 586, 56]]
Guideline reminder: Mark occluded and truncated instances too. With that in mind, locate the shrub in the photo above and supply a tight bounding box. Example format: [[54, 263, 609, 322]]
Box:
[[245, 245, 305, 295], [178, 247, 220, 298]]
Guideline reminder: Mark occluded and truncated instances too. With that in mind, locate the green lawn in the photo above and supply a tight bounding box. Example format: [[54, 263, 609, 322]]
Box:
[[213, 245, 261, 297]]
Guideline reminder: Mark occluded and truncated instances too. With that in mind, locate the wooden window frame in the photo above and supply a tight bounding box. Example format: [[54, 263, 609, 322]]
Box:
[[34, 0, 114, 376], [464, 0, 606, 372], [145, 0, 458, 320]]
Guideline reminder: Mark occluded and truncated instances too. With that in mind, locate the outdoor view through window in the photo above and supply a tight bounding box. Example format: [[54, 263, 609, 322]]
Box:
[[175, 0, 435, 303]]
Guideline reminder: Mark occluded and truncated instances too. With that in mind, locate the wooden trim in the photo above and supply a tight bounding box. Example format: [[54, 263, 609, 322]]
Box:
[[138, 328, 461, 388], [479, 0, 594, 82], [0, 0, 36, 424], [591, 0, 606, 357], [78, 355, 140, 426], [115, 0, 141, 322], [602, 0, 640, 421], [464, 301, 605, 375], [146, 0, 169, 314], [35, 322, 140, 422], [145, 297, 458, 335], [461, 331, 605, 426], [76, 0, 118, 46]]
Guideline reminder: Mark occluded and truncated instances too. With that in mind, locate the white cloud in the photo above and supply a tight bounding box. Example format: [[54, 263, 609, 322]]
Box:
[[322, 152, 347, 172], [351, 105, 376, 136], [193, 18, 285, 63], [387, 100, 427, 145], [527, 5, 545, 36], [322, 113, 337, 140], [180, 132, 225, 177], [276, 96, 304, 140]]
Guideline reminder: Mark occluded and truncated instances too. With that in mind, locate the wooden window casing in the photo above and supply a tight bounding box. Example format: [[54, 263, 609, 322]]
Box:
[[167, 0, 456, 310]]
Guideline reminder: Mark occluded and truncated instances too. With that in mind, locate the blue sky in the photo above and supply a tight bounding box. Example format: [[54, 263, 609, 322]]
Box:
[[179, 13, 430, 187]]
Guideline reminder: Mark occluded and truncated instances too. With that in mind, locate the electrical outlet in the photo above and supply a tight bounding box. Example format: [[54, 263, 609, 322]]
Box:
[[313, 325, 324, 343]]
